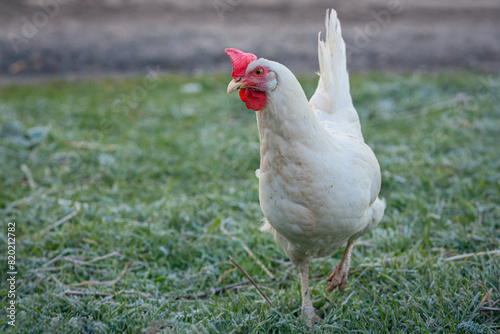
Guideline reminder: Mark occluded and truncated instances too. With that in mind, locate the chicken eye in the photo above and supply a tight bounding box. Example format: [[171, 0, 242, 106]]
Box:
[[254, 68, 263, 76]]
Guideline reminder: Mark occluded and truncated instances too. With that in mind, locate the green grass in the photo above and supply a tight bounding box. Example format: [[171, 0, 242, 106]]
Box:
[[0, 72, 499, 333]]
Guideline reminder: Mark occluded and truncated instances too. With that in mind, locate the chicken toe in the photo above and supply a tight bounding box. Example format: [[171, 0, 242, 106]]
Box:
[[326, 240, 355, 292], [326, 260, 350, 292], [301, 308, 323, 328]]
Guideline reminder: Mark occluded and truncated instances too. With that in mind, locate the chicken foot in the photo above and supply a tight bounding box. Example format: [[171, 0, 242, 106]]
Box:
[[326, 239, 355, 292]]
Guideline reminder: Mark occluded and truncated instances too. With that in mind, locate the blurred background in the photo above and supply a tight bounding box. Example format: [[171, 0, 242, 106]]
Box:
[[1, 0, 499, 81]]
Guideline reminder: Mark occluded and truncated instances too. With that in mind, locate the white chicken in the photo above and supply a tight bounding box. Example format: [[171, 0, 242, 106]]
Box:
[[225, 9, 385, 324]]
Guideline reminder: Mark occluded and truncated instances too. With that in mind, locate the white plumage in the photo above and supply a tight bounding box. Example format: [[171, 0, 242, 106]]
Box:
[[226, 9, 385, 326]]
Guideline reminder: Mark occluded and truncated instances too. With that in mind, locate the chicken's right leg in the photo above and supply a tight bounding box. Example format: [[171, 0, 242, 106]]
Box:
[[297, 259, 322, 327], [272, 229, 322, 326], [326, 239, 355, 292]]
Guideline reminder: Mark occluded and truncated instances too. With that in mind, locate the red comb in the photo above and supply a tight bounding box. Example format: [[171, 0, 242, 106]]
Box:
[[225, 48, 257, 79]]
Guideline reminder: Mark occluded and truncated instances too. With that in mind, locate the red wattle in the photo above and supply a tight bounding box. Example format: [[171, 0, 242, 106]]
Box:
[[239, 89, 246, 102], [243, 89, 266, 111]]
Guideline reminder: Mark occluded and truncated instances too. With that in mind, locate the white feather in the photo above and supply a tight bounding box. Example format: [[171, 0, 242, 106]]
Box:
[[249, 9, 384, 260], [309, 9, 364, 141]]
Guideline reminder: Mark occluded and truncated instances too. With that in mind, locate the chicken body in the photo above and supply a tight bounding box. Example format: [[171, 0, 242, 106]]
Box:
[[226, 9, 385, 326], [257, 66, 382, 258]]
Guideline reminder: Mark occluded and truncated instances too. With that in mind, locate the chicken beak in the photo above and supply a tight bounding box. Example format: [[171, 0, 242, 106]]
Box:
[[227, 79, 244, 93]]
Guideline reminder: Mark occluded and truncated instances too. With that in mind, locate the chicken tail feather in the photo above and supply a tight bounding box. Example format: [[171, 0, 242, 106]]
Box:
[[321, 9, 352, 112], [310, 9, 363, 140]]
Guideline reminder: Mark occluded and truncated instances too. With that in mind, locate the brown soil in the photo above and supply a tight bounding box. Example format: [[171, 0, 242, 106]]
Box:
[[1, 0, 499, 80]]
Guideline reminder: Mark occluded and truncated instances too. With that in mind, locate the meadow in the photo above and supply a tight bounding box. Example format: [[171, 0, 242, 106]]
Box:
[[0, 72, 499, 333]]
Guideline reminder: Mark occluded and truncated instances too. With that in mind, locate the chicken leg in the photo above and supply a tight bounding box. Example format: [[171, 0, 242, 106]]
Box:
[[297, 259, 322, 327], [326, 239, 355, 292]]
